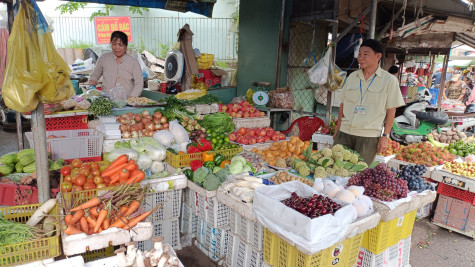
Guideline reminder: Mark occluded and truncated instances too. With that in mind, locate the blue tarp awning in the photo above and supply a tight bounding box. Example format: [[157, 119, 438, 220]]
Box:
[[67, 0, 216, 17]]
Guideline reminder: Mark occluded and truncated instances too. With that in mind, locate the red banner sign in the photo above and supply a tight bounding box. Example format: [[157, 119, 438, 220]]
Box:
[[94, 16, 132, 44]]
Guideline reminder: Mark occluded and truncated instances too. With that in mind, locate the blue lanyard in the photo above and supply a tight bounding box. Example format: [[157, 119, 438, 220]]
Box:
[[359, 75, 377, 103]]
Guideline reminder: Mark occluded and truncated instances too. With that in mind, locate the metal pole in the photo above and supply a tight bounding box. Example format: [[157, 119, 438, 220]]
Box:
[[6, 0, 13, 33], [275, 0, 286, 88], [437, 54, 450, 112], [377, 5, 404, 41], [326, 0, 339, 125], [368, 0, 378, 39], [31, 103, 50, 203]]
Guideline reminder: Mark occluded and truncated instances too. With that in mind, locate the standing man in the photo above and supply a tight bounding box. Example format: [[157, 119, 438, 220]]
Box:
[[334, 39, 405, 165]]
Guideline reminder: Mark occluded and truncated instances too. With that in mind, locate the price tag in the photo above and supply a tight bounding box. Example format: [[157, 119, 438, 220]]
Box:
[[397, 216, 404, 226], [442, 176, 466, 189], [168, 181, 174, 190]]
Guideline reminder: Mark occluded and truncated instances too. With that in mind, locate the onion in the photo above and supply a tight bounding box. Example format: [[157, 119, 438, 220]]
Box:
[[155, 124, 163, 130], [134, 114, 142, 122], [160, 117, 167, 124], [195, 124, 201, 130], [142, 110, 150, 116], [116, 115, 121, 119], [145, 115, 153, 120], [131, 119, 136, 125], [146, 123, 155, 131], [142, 118, 151, 125], [118, 118, 127, 124], [153, 112, 162, 119], [163, 122, 169, 130], [147, 131, 155, 137], [120, 125, 128, 132], [129, 125, 138, 132], [136, 122, 144, 130], [153, 118, 160, 125], [131, 131, 139, 138]]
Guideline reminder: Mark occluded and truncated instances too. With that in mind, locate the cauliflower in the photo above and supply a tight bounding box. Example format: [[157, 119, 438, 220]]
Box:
[[335, 169, 349, 177], [286, 156, 297, 167], [311, 153, 322, 162], [315, 166, 326, 172], [275, 158, 287, 168], [350, 154, 359, 164], [318, 157, 334, 167], [331, 144, 344, 153], [342, 150, 352, 161], [332, 151, 343, 161], [355, 161, 368, 170], [321, 148, 332, 158], [326, 168, 336, 175], [297, 165, 311, 176], [314, 170, 328, 179], [203, 174, 221, 191]]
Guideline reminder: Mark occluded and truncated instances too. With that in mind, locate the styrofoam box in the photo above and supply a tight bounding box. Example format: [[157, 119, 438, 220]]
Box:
[[416, 202, 433, 219], [195, 218, 230, 261], [228, 209, 264, 251], [141, 189, 182, 222], [188, 181, 230, 228], [355, 236, 411, 267], [374, 154, 396, 164], [62, 221, 152, 256], [226, 232, 265, 267], [312, 133, 334, 151], [16, 257, 84, 267], [180, 203, 199, 238], [136, 218, 181, 251], [387, 158, 439, 178]]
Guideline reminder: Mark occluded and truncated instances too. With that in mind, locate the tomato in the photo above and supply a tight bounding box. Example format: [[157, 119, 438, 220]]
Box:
[[79, 167, 90, 176], [71, 168, 81, 178], [91, 169, 101, 177], [86, 177, 94, 184], [61, 181, 72, 192], [60, 166, 71, 176], [83, 182, 96, 190], [90, 162, 100, 170], [82, 163, 91, 170], [72, 185, 83, 192], [103, 177, 111, 185], [63, 175, 72, 182], [96, 183, 107, 189], [93, 176, 104, 185], [74, 174, 86, 186], [71, 159, 82, 168]]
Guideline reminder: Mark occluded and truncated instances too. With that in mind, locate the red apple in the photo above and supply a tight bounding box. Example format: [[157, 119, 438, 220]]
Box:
[[248, 129, 256, 136], [228, 133, 237, 141], [266, 130, 274, 137], [249, 107, 256, 113], [258, 129, 266, 136], [231, 112, 237, 117], [260, 112, 266, 116], [249, 137, 257, 145], [244, 112, 250, 118], [227, 104, 233, 110], [236, 135, 243, 143], [236, 113, 243, 118], [264, 136, 271, 142], [257, 136, 266, 143], [222, 105, 228, 111], [271, 134, 280, 141], [232, 107, 239, 113], [279, 134, 286, 140], [241, 137, 249, 145]]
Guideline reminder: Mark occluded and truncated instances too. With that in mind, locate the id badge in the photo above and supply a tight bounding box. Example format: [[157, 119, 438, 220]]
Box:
[[354, 106, 367, 115]]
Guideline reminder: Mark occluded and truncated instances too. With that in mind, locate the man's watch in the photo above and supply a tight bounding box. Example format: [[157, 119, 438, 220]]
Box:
[[382, 133, 390, 138]]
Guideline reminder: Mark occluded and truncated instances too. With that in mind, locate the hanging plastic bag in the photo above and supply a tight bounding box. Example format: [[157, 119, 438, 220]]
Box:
[[32, 0, 74, 103], [308, 50, 331, 86], [325, 64, 347, 92], [1, 4, 45, 112]]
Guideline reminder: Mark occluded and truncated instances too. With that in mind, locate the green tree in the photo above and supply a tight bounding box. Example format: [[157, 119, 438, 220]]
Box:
[[55, 3, 149, 21]]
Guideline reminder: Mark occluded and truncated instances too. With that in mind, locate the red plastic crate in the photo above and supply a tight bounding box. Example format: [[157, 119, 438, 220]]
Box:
[[64, 156, 102, 165], [45, 115, 88, 131], [437, 182, 475, 205], [0, 183, 59, 206]]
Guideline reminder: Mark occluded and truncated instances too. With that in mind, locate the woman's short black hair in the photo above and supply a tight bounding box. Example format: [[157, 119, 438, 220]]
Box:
[[110, 31, 128, 46], [388, 65, 399, 75], [360, 39, 383, 54]]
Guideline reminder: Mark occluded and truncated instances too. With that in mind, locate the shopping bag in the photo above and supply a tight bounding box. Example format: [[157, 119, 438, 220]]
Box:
[[308, 49, 331, 86], [1, 4, 44, 112]]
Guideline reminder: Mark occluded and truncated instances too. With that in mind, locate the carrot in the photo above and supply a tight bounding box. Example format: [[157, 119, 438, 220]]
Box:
[[87, 226, 94, 235], [124, 163, 137, 172], [109, 172, 121, 184], [128, 160, 136, 165], [86, 215, 97, 226], [64, 225, 83, 235], [94, 209, 108, 233], [122, 204, 160, 230], [64, 214, 73, 225], [119, 169, 130, 183], [123, 200, 141, 217], [90, 206, 100, 217], [80, 217, 88, 233], [70, 197, 102, 212], [102, 217, 110, 230], [119, 205, 128, 216], [126, 171, 145, 184], [101, 163, 128, 178], [110, 216, 128, 228], [69, 210, 85, 225], [104, 155, 128, 172]]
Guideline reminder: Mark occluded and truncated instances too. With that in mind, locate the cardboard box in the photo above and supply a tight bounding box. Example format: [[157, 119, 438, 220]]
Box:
[[446, 199, 471, 231], [466, 206, 475, 233], [433, 195, 453, 225], [193, 69, 225, 89]]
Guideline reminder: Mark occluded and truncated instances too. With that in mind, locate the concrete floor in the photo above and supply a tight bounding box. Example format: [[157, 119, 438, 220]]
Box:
[[0, 125, 473, 267]]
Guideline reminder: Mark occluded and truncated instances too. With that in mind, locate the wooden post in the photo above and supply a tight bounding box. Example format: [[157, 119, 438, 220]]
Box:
[[326, 0, 339, 125], [437, 54, 450, 112], [31, 103, 50, 203]]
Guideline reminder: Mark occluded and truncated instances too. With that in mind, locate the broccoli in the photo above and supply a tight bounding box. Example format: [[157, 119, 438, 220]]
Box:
[[318, 157, 334, 167], [203, 173, 221, 191], [331, 144, 344, 153], [342, 150, 352, 161], [332, 151, 343, 161], [215, 168, 229, 183], [314, 170, 328, 178], [275, 158, 287, 168], [350, 154, 359, 164], [321, 148, 332, 158], [335, 169, 349, 177], [297, 165, 311, 176], [193, 167, 210, 185]]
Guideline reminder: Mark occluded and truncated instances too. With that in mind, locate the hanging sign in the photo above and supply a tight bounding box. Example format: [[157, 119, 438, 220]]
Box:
[[94, 16, 132, 44]]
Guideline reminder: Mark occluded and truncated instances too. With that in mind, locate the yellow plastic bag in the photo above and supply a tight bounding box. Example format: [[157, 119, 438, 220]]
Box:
[[175, 89, 207, 100], [1, 5, 44, 112]]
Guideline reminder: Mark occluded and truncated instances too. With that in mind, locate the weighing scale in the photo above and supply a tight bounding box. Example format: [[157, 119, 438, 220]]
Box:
[[251, 81, 271, 108]]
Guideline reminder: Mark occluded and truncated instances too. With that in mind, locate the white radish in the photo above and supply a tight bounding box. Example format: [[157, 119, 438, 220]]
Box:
[[42, 217, 55, 237], [26, 198, 57, 227]]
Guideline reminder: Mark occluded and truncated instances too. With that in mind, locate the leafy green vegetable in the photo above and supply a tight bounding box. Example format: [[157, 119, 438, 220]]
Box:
[[0, 164, 14, 175], [0, 153, 18, 165], [193, 167, 209, 185], [203, 173, 221, 191], [190, 94, 220, 104], [0, 214, 40, 246], [200, 112, 234, 133], [215, 168, 229, 182], [89, 97, 115, 118], [23, 163, 36, 173], [114, 140, 131, 149]]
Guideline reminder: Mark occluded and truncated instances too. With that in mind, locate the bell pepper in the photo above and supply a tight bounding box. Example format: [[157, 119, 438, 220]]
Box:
[[187, 144, 201, 154], [190, 160, 203, 171], [198, 138, 213, 151], [213, 154, 225, 166], [220, 160, 231, 169], [202, 151, 214, 162], [203, 161, 216, 170], [184, 169, 194, 180]]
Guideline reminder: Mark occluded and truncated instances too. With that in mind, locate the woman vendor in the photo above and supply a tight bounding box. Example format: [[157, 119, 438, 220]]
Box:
[[89, 31, 143, 98], [442, 74, 469, 102]]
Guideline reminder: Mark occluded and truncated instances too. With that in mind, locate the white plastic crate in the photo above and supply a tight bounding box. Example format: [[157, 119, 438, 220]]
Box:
[[26, 129, 104, 161], [356, 236, 411, 267], [226, 232, 265, 267], [180, 203, 199, 238], [312, 133, 333, 151], [416, 202, 433, 219], [195, 218, 230, 261], [183, 187, 195, 208], [142, 189, 182, 222], [136, 218, 181, 251], [228, 209, 264, 251], [188, 182, 229, 228]]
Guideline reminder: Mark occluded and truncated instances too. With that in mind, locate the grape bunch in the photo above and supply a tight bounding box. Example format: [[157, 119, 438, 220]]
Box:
[[282, 192, 342, 218], [348, 163, 409, 201], [393, 165, 435, 193]]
